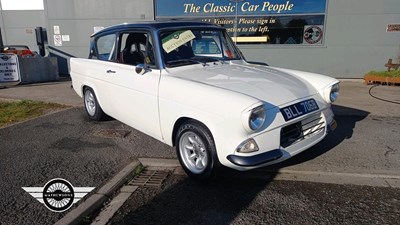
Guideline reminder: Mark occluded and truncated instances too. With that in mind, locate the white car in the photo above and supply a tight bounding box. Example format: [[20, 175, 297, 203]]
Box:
[[70, 21, 339, 180]]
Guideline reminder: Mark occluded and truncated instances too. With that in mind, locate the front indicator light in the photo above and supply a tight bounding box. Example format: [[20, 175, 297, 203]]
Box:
[[236, 139, 259, 153]]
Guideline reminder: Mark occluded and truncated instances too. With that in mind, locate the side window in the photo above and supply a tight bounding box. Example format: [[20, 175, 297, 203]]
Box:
[[96, 34, 116, 61], [118, 32, 155, 67]]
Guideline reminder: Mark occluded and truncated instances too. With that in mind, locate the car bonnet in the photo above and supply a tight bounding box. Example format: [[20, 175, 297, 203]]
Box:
[[165, 61, 318, 108]]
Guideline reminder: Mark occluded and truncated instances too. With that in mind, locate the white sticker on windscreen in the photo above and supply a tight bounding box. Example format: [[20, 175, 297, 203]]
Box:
[[162, 30, 195, 53]]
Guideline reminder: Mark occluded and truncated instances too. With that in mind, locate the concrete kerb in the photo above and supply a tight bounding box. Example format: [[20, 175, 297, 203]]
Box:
[[138, 157, 180, 168], [54, 160, 141, 225], [338, 78, 364, 82], [138, 158, 400, 188], [264, 169, 400, 189]]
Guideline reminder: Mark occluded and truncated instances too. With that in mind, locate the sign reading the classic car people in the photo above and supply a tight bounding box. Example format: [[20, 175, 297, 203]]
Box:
[[0, 53, 20, 84], [156, 0, 326, 17], [155, 0, 327, 45]]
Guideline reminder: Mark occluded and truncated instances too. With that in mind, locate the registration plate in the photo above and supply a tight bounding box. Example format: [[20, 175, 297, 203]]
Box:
[[280, 99, 319, 121]]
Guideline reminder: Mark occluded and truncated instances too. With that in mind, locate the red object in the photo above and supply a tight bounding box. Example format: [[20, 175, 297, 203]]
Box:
[[4, 45, 35, 57]]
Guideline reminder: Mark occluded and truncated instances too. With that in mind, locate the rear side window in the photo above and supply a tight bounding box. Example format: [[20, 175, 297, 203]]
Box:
[[96, 34, 116, 61]]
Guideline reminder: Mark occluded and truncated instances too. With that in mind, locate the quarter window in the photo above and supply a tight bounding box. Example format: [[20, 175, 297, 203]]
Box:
[[96, 34, 116, 61]]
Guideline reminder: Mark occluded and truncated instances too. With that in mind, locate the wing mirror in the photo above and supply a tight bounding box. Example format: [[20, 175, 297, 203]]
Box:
[[135, 64, 151, 75]]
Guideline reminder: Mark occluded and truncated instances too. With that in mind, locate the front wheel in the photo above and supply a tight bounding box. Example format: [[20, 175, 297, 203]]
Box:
[[176, 121, 219, 180]]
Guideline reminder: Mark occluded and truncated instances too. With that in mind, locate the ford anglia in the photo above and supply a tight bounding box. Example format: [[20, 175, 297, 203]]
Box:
[[70, 21, 339, 180]]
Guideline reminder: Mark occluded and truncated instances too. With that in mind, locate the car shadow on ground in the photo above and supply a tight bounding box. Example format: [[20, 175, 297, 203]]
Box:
[[110, 172, 278, 225], [108, 105, 369, 225]]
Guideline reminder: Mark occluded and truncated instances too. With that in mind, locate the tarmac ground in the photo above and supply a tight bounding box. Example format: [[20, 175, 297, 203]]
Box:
[[0, 79, 399, 225]]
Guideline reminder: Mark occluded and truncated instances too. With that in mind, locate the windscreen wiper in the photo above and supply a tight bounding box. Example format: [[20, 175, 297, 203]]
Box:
[[166, 58, 208, 67]]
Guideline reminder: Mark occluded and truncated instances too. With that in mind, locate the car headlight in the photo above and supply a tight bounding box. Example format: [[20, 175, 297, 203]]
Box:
[[249, 106, 266, 131], [330, 83, 340, 102], [323, 82, 340, 103]]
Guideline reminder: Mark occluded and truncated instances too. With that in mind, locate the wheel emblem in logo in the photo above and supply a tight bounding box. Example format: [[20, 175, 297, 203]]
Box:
[[43, 179, 75, 212], [22, 178, 95, 213]]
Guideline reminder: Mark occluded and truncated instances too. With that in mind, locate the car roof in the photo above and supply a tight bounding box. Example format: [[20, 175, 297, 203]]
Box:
[[91, 21, 223, 37]]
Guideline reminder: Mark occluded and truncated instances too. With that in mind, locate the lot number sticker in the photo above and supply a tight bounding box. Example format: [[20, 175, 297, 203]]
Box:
[[162, 30, 195, 53]]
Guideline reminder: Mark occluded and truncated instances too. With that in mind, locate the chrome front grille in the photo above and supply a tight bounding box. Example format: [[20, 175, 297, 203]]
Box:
[[280, 113, 325, 148]]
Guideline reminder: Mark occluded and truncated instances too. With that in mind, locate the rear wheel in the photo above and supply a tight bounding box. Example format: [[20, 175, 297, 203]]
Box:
[[176, 120, 219, 180], [83, 87, 106, 121]]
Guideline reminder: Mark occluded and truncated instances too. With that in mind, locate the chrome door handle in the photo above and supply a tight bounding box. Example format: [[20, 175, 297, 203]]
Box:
[[106, 70, 116, 74]]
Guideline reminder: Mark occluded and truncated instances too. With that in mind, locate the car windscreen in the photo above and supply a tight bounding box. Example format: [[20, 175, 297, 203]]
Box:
[[160, 29, 241, 67]]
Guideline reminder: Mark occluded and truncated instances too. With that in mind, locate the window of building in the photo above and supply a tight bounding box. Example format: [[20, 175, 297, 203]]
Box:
[[155, 0, 327, 46]]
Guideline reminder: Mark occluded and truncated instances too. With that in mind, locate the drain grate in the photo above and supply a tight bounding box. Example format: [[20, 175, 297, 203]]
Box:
[[128, 169, 169, 187]]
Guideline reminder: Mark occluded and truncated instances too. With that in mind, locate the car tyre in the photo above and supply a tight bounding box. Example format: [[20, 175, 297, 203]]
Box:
[[176, 120, 219, 181], [83, 87, 106, 121]]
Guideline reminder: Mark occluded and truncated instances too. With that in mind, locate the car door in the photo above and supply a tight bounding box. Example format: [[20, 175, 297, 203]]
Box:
[[86, 33, 119, 115], [95, 31, 163, 141]]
